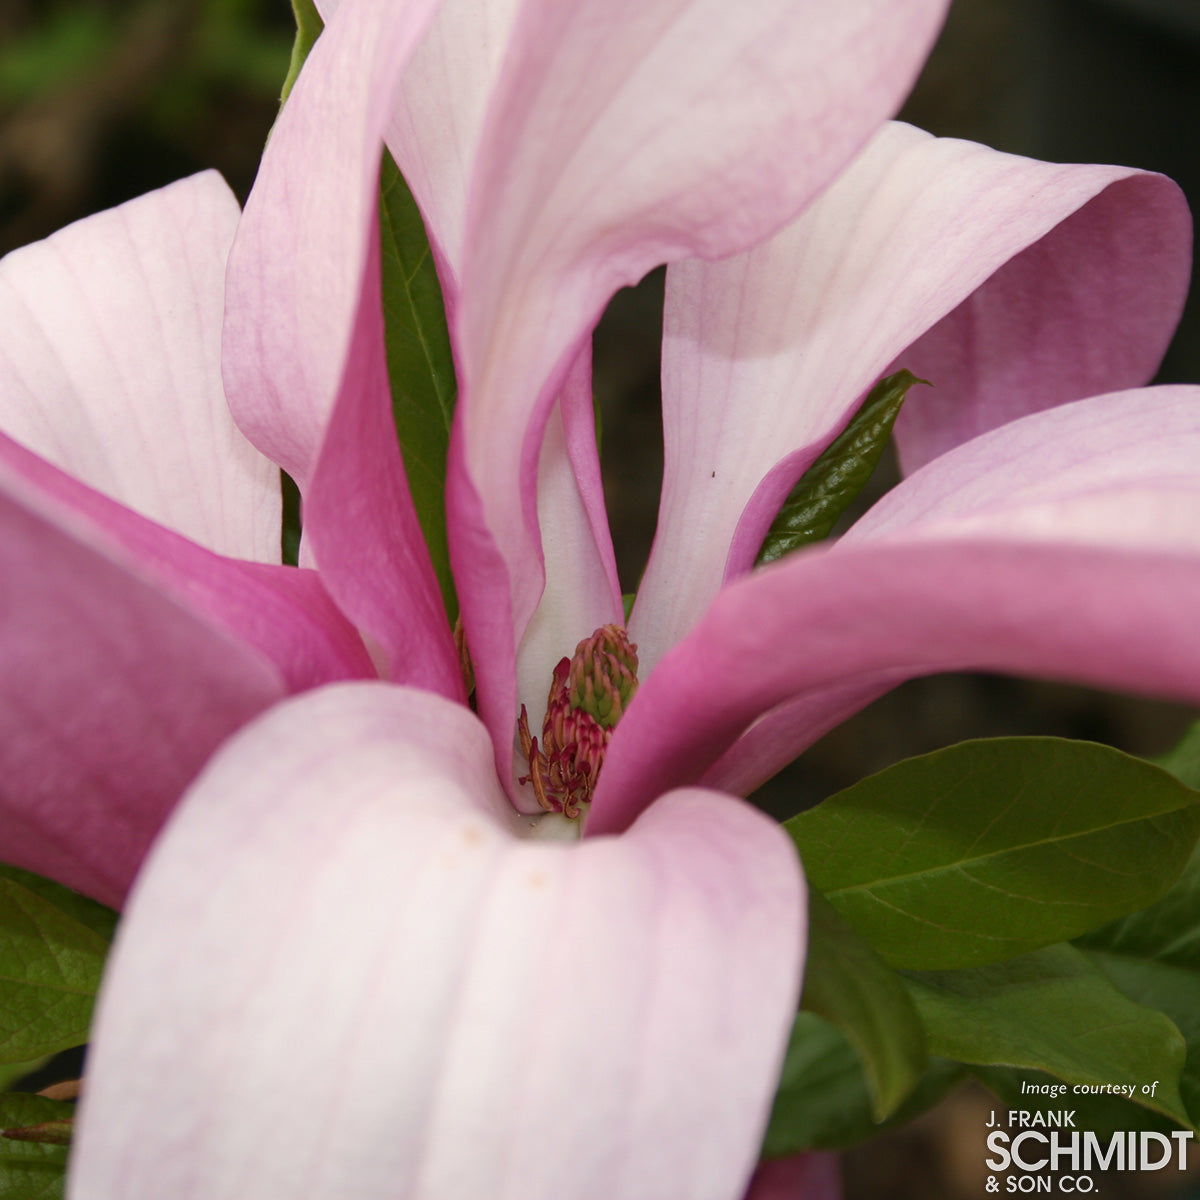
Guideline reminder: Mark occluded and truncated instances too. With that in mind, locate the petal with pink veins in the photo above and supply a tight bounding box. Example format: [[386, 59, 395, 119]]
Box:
[[302, 220, 463, 695], [448, 0, 950, 786], [383, 0, 523, 289], [632, 123, 1190, 673], [227, 0, 463, 693], [0, 464, 288, 909], [71, 683, 804, 1200], [594, 387, 1200, 828], [223, 0, 442, 484], [0, 173, 280, 562], [513, 350, 623, 795], [310, 0, 520, 289], [0, 431, 376, 694]]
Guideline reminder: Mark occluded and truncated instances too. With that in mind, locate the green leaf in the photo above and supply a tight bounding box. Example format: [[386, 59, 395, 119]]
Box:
[[379, 150, 459, 621], [281, 0, 323, 102], [756, 370, 924, 565], [1156, 719, 1200, 789], [280, 470, 301, 568], [763, 1012, 962, 1155], [0, 867, 116, 1064], [1076, 839, 1200, 1127], [904, 944, 1191, 1127], [0, 1094, 73, 1199], [801, 890, 927, 1120], [0, 11, 114, 105], [787, 737, 1200, 969]]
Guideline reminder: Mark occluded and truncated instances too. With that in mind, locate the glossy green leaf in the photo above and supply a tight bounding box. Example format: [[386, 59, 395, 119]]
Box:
[[1076, 839, 1200, 1127], [0, 1094, 73, 1199], [763, 1012, 962, 1155], [282, 0, 323, 103], [379, 150, 459, 620], [788, 737, 1200, 969], [801, 890, 926, 1120], [0, 867, 116, 1064], [757, 369, 923, 565], [1156, 719, 1200, 789], [905, 944, 1191, 1127], [974, 1065, 1183, 1137]]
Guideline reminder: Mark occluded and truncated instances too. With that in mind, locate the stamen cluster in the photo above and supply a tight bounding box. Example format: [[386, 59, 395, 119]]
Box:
[[518, 624, 639, 819]]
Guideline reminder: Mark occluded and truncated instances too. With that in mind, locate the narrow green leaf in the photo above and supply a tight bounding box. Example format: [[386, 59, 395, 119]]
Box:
[[788, 737, 1200, 969], [756, 370, 924, 565], [905, 944, 1191, 1127], [0, 1094, 73, 1199], [763, 1012, 962, 1155], [1076, 839, 1200, 1127], [379, 150, 459, 620], [801, 890, 927, 1120], [280, 470, 301, 568], [281, 0, 323, 103], [0, 867, 116, 1064]]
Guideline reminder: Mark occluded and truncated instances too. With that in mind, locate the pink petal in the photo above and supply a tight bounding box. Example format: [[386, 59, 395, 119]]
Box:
[[513, 352, 623, 797], [224, 0, 440, 483], [632, 123, 1190, 673], [314, 0, 521, 290], [449, 0, 950, 789], [224, 0, 460, 694], [0, 464, 287, 909], [382, 0, 523, 288], [0, 173, 281, 562], [0, 431, 375, 693], [744, 1154, 841, 1200], [71, 683, 804, 1200], [303, 220, 463, 695], [895, 181, 1191, 477], [593, 387, 1200, 828]]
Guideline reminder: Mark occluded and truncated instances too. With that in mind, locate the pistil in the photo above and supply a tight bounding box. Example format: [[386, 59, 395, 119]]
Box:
[[517, 624, 639, 820]]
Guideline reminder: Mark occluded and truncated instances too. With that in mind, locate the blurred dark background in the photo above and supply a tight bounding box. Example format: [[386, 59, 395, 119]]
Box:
[[0, 0, 291, 254], [2, 0, 1198, 1195]]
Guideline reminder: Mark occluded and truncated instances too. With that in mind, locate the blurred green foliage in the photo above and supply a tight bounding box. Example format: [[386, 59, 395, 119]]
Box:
[[0, 0, 294, 253]]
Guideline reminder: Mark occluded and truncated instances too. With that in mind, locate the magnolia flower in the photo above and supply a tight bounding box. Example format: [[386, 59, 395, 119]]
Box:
[[0, 0, 1196, 1197]]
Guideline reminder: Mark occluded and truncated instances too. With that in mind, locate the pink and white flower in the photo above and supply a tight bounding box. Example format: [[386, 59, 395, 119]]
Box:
[[0, 0, 1195, 1196]]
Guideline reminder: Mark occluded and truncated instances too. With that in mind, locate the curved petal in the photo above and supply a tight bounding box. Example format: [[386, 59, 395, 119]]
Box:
[[0, 173, 281, 562], [304, 220, 462, 695], [631, 123, 1190, 672], [513, 351, 623, 799], [224, 0, 439, 481], [0, 466, 286, 909], [0, 431, 375, 693], [743, 1154, 841, 1200], [592, 387, 1200, 830], [225, 0, 459, 694], [450, 0, 950, 789], [71, 683, 804, 1200], [384, 0, 522, 287], [314, 0, 521, 291]]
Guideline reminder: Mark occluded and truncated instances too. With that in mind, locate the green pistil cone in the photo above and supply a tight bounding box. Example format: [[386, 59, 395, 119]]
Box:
[[567, 624, 639, 730]]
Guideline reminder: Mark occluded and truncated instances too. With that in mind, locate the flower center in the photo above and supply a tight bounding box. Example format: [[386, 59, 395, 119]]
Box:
[[517, 623, 639, 820]]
